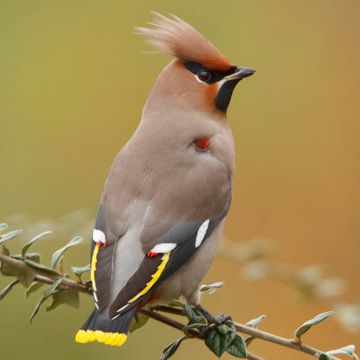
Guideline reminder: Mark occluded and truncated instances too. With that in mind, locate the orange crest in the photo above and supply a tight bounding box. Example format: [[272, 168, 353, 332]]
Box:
[[135, 12, 232, 72]]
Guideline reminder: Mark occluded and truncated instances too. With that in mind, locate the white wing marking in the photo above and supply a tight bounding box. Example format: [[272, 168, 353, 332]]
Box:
[[195, 220, 210, 248], [93, 229, 106, 244]]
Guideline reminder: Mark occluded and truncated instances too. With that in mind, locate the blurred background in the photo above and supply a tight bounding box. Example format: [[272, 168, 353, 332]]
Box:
[[1, 0, 359, 359]]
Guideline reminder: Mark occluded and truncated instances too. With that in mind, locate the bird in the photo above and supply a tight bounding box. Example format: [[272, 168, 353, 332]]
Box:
[[75, 12, 255, 347]]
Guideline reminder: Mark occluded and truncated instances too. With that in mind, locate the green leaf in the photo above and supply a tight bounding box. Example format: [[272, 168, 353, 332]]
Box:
[[0, 230, 22, 245], [199, 281, 224, 295], [18, 271, 35, 287], [71, 264, 90, 281], [21, 231, 52, 257], [0, 279, 19, 300], [14, 252, 41, 263], [227, 334, 247, 358], [0, 246, 11, 274], [129, 313, 149, 333], [294, 311, 335, 340], [160, 337, 185, 360], [0, 260, 25, 277], [0, 253, 35, 285], [29, 279, 62, 322], [30, 296, 48, 323], [25, 259, 60, 276], [184, 303, 196, 321], [46, 290, 79, 311], [326, 345, 356, 356], [51, 236, 83, 268], [57, 255, 64, 274], [205, 328, 236, 357], [26, 282, 44, 297], [42, 279, 63, 298], [216, 324, 232, 335], [185, 316, 208, 330]]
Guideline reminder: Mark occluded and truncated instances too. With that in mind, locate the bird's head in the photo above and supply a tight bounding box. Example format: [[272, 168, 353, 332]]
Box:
[[136, 13, 255, 118]]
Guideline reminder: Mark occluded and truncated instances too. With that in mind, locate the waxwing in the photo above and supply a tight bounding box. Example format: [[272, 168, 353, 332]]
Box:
[[76, 12, 255, 347]]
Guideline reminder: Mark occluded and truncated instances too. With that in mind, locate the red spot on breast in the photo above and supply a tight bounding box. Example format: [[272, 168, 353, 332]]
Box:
[[194, 138, 210, 150]]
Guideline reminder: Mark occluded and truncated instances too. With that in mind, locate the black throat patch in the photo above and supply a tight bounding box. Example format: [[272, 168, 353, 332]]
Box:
[[214, 79, 241, 113], [183, 61, 239, 112]]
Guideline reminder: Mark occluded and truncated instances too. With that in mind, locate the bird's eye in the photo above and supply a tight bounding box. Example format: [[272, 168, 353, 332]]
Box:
[[197, 70, 212, 83]]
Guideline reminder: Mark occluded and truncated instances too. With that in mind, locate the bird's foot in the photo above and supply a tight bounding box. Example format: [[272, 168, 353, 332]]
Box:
[[194, 304, 232, 325]]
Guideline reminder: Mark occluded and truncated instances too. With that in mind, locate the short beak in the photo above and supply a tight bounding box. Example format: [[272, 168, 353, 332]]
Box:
[[225, 66, 256, 81]]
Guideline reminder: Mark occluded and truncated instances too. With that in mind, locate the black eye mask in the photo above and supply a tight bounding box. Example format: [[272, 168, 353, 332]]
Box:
[[183, 61, 236, 84]]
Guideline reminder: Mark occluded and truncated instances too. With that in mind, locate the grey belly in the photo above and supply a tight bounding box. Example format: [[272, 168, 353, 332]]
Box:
[[151, 221, 224, 305]]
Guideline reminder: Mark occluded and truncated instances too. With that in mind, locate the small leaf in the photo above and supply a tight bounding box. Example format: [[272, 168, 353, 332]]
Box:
[[18, 271, 35, 287], [51, 236, 83, 268], [42, 279, 63, 298], [26, 282, 44, 297], [227, 333, 247, 358], [294, 311, 335, 340], [216, 324, 232, 335], [25, 259, 60, 275], [0, 260, 25, 277], [21, 231, 52, 257], [71, 264, 90, 282], [30, 296, 47, 323], [199, 281, 224, 295], [1, 245, 10, 256], [160, 337, 185, 360], [246, 314, 266, 328], [71, 264, 90, 276], [0, 279, 19, 300], [0, 246, 11, 274], [29, 279, 62, 322], [46, 290, 79, 311], [129, 313, 149, 333], [57, 256, 64, 274], [245, 336, 255, 347], [184, 303, 196, 321], [0, 230, 22, 245], [205, 328, 236, 357], [185, 315, 208, 330], [326, 345, 356, 356], [14, 252, 41, 263]]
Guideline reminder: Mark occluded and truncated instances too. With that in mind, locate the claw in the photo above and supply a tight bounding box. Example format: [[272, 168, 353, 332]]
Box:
[[194, 304, 232, 325]]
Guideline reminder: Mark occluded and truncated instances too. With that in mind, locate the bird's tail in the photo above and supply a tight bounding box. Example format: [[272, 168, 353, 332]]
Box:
[[75, 307, 136, 347]]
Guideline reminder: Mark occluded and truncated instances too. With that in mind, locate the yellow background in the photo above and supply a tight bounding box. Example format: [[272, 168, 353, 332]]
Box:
[[1, 1, 359, 359]]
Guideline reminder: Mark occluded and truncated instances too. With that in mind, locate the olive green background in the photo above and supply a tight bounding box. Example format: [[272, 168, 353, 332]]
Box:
[[1, 1, 359, 359]]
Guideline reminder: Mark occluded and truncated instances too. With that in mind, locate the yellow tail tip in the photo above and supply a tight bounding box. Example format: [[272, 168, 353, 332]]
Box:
[[75, 329, 127, 347]]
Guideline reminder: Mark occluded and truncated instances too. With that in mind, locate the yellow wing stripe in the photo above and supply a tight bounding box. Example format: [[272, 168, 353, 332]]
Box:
[[90, 243, 100, 292], [128, 252, 170, 304], [75, 329, 127, 347]]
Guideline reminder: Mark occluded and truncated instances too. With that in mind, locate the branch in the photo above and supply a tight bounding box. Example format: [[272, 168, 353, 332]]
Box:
[[1, 250, 351, 360], [0, 253, 90, 294], [146, 304, 339, 359]]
